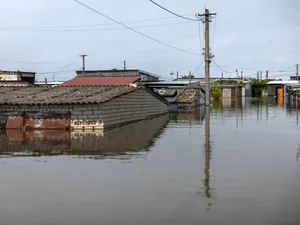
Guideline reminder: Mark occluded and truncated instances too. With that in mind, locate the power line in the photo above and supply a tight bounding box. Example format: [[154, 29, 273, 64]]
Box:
[[36, 69, 76, 75], [211, 15, 217, 48], [197, 21, 202, 54], [0, 14, 195, 29], [149, 0, 199, 21], [0, 21, 193, 32], [73, 0, 200, 56], [211, 60, 236, 73], [0, 56, 76, 65], [211, 61, 296, 73], [192, 59, 205, 75]]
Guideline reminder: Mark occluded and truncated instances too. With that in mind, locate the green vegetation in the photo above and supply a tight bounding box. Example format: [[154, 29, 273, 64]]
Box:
[[212, 99, 222, 112], [181, 75, 195, 79], [251, 79, 272, 97], [211, 82, 222, 100], [111, 68, 118, 71]]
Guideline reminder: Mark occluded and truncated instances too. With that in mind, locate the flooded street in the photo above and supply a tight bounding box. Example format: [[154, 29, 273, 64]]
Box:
[[1, 98, 300, 225]]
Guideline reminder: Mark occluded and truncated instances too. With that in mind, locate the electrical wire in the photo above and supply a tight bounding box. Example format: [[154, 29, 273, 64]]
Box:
[[0, 21, 194, 32], [0, 56, 76, 65], [73, 0, 200, 56], [211, 15, 217, 49], [211, 60, 236, 73], [192, 59, 205, 75], [149, 0, 199, 21], [211, 62, 296, 74], [197, 21, 202, 54], [36, 69, 76, 75], [0, 14, 196, 29]]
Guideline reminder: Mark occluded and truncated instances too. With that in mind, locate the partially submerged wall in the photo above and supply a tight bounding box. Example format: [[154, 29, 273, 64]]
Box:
[[0, 88, 168, 130]]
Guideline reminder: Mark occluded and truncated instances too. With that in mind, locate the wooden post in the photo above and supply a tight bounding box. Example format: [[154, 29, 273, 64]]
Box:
[[197, 9, 216, 106]]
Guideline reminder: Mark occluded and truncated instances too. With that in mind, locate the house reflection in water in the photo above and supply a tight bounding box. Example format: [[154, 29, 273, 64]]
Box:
[[0, 115, 169, 160], [169, 105, 205, 125]]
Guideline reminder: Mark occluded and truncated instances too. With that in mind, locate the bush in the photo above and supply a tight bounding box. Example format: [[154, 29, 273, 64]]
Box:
[[211, 82, 222, 100]]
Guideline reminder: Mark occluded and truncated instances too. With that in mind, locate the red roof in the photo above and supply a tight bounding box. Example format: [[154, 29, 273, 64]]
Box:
[[60, 76, 140, 87]]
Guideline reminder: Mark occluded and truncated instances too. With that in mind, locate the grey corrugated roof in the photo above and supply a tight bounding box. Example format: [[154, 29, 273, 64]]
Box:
[[154, 88, 198, 103], [0, 86, 141, 105]]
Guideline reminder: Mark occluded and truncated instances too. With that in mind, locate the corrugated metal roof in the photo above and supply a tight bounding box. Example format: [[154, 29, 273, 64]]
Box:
[[60, 76, 140, 87], [154, 88, 199, 103], [0, 86, 142, 105]]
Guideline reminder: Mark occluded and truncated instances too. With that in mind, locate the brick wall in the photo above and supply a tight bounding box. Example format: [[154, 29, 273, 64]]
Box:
[[0, 88, 168, 129]]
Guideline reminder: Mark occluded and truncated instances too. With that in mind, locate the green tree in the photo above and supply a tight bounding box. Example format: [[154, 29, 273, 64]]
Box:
[[181, 75, 195, 79], [211, 82, 222, 100], [111, 68, 118, 71]]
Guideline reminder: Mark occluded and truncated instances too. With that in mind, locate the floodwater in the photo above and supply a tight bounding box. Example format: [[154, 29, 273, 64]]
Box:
[[0, 98, 300, 225]]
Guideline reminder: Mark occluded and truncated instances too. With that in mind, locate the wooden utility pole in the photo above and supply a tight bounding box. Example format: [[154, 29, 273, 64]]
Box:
[[236, 69, 239, 78], [296, 64, 299, 82], [197, 9, 216, 106], [176, 71, 179, 80], [79, 54, 87, 76], [124, 61, 127, 70], [241, 71, 243, 79], [266, 70, 269, 80], [221, 72, 223, 78]]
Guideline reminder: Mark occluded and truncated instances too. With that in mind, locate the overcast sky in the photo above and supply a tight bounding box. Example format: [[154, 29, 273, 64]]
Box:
[[0, 0, 299, 81]]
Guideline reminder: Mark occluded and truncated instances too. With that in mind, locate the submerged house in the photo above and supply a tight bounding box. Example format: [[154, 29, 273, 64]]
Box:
[[144, 81, 205, 111], [267, 80, 299, 104], [0, 86, 168, 130], [213, 78, 252, 98], [152, 87, 205, 112]]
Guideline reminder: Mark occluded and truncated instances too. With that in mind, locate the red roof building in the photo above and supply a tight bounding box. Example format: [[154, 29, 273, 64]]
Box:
[[60, 76, 140, 87]]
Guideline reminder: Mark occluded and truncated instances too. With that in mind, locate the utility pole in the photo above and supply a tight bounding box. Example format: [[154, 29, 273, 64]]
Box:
[[257, 71, 259, 80], [197, 9, 216, 106], [124, 61, 127, 70], [170, 71, 174, 81], [236, 69, 239, 78], [296, 64, 299, 82], [221, 72, 223, 78], [266, 70, 269, 80], [79, 54, 87, 76], [241, 71, 243, 79], [176, 71, 179, 80]]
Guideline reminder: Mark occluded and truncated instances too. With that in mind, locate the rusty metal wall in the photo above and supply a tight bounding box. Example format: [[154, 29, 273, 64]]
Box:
[[0, 112, 71, 130], [0, 112, 24, 129], [25, 112, 71, 130]]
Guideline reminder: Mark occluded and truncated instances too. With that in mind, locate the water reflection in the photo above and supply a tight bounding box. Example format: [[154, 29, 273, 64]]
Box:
[[169, 105, 205, 125], [0, 115, 169, 160], [203, 105, 212, 199]]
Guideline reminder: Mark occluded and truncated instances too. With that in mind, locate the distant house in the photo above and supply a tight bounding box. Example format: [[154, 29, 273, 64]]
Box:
[[0, 81, 35, 87], [60, 69, 160, 87], [0, 70, 36, 84], [212, 78, 252, 98], [290, 76, 299, 81], [60, 76, 141, 87], [76, 69, 160, 82]]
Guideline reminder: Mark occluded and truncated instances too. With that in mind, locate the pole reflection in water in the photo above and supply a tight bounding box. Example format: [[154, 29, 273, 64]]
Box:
[[198, 105, 213, 201], [204, 105, 212, 198]]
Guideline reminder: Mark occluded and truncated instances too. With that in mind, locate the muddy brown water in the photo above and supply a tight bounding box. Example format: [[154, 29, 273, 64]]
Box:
[[0, 98, 300, 225]]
